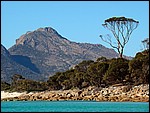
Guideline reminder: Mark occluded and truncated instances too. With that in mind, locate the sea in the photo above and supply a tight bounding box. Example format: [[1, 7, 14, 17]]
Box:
[[1, 100, 149, 112]]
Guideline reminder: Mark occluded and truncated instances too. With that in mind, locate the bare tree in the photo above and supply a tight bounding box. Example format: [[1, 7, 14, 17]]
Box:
[[141, 38, 149, 50], [100, 17, 139, 58]]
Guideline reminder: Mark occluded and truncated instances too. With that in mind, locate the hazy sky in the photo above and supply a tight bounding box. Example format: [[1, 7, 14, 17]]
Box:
[[1, 1, 149, 57]]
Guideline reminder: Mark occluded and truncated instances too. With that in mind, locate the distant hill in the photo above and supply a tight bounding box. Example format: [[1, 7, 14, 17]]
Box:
[[2, 27, 120, 83]]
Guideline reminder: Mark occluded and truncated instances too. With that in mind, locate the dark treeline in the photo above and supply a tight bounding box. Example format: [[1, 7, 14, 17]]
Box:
[[1, 49, 149, 92]]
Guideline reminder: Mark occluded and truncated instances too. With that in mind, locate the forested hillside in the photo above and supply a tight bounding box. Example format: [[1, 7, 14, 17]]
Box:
[[1, 49, 149, 92]]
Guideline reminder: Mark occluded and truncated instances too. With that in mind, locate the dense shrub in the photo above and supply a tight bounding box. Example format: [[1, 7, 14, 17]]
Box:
[[129, 50, 149, 85], [103, 58, 129, 85], [87, 62, 109, 87], [9, 74, 48, 92], [74, 60, 94, 72], [1, 81, 10, 91]]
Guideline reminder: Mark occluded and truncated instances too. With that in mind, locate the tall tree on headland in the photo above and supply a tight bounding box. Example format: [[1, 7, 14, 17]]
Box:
[[100, 17, 139, 58], [141, 38, 149, 50]]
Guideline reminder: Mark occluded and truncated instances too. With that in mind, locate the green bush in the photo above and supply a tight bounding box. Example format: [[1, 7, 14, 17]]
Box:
[[129, 51, 149, 85], [87, 62, 109, 87], [103, 58, 129, 85], [1, 81, 10, 91]]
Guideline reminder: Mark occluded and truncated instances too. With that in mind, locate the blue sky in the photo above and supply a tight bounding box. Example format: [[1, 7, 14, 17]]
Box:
[[1, 1, 149, 57]]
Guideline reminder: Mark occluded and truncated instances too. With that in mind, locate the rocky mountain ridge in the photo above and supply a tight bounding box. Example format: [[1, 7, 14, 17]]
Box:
[[2, 27, 120, 83]]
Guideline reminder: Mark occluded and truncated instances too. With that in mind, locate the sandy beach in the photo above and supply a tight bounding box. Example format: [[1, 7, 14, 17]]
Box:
[[1, 91, 27, 99]]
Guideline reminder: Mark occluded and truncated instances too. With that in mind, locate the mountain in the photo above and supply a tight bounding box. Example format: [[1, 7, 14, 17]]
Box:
[[1, 44, 43, 83], [2, 27, 119, 83]]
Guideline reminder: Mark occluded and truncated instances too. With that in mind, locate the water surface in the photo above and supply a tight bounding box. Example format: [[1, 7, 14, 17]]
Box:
[[1, 101, 149, 112]]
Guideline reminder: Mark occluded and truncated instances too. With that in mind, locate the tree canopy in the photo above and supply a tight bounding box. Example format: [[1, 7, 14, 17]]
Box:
[[100, 16, 139, 58]]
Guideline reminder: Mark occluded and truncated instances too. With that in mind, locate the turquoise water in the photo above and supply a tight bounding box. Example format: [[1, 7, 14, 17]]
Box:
[[1, 101, 149, 112]]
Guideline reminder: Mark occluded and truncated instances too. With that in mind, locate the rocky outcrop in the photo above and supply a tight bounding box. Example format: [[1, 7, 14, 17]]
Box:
[[1, 84, 149, 102]]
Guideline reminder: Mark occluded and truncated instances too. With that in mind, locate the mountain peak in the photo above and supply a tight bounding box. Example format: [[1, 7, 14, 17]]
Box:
[[36, 27, 56, 33], [15, 27, 62, 46]]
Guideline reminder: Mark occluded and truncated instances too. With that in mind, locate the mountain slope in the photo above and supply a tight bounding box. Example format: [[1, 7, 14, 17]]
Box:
[[1, 44, 43, 83], [4, 27, 119, 82]]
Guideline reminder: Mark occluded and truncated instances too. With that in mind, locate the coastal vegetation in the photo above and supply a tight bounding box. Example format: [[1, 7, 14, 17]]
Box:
[[1, 48, 149, 92]]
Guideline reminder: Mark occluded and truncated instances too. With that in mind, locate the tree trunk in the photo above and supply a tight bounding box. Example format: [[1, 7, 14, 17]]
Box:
[[119, 53, 123, 58]]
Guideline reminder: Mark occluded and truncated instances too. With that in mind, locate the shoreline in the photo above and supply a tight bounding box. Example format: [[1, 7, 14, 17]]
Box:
[[1, 91, 27, 99], [1, 84, 149, 102]]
